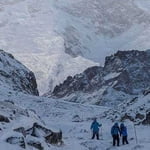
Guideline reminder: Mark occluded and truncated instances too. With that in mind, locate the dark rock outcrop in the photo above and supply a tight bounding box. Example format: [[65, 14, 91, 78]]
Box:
[[0, 50, 39, 95], [142, 112, 150, 125], [45, 130, 63, 145], [51, 50, 150, 105], [27, 141, 44, 150], [52, 66, 103, 97], [0, 114, 10, 122], [14, 122, 63, 145], [6, 136, 26, 149]]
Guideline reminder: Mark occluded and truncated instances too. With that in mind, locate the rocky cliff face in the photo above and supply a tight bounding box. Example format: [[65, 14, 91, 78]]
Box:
[[51, 50, 150, 106], [0, 50, 39, 95]]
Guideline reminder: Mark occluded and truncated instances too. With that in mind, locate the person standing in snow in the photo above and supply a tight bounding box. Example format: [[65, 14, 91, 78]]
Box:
[[120, 123, 129, 145], [111, 123, 120, 146], [90, 118, 102, 140]]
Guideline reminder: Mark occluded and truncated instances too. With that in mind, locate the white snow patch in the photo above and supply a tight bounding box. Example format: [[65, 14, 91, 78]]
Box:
[[104, 72, 120, 81], [134, 0, 150, 13]]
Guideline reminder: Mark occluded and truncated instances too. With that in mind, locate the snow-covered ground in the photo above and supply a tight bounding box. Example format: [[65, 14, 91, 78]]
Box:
[[134, 0, 150, 13], [0, 88, 149, 150], [0, 0, 150, 94]]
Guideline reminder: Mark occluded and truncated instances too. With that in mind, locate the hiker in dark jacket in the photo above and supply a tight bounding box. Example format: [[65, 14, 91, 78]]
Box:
[[90, 118, 102, 140], [120, 123, 129, 145], [111, 123, 120, 146]]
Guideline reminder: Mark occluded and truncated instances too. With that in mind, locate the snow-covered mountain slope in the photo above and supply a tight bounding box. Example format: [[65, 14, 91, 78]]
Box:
[[15, 53, 97, 94], [51, 0, 150, 61], [103, 88, 150, 125], [51, 50, 150, 106], [0, 50, 38, 95], [1, 0, 150, 94], [1, 0, 150, 60]]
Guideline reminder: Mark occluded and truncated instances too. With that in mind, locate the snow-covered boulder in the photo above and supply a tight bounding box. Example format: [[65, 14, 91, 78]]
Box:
[[0, 101, 63, 149], [0, 50, 39, 95]]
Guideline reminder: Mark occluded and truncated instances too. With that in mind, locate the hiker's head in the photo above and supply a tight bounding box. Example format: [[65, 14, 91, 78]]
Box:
[[120, 123, 124, 127], [114, 122, 118, 127], [94, 117, 97, 121]]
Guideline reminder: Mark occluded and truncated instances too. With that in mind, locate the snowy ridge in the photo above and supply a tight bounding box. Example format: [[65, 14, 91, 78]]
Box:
[[0, 50, 38, 95], [51, 50, 150, 106]]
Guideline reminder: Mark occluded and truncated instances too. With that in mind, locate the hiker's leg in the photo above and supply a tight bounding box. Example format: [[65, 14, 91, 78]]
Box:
[[96, 132, 99, 140], [113, 136, 116, 146], [117, 135, 120, 146], [125, 136, 129, 144], [122, 136, 125, 145], [92, 132, 96, 139]]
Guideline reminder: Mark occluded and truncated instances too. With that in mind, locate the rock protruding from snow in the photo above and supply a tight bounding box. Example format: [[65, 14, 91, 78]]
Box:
[[51, 50, 150, 106], [0, 50, 39, 95], [102, 89, 150, 125], [0, 101, 63, 149]]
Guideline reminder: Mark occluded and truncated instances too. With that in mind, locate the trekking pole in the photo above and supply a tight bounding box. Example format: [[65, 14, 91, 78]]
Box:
[[101, 126, 103, 140], [90, 129, 93, 139], [133, 123, 138, 144]]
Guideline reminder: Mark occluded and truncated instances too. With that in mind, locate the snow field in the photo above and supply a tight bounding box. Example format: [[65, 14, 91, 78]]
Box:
[[1, 91, 149, 150]]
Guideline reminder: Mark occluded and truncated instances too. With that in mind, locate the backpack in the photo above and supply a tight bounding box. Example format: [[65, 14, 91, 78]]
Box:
[[121, 126, 127, 136], [111, 126, 119, 135]]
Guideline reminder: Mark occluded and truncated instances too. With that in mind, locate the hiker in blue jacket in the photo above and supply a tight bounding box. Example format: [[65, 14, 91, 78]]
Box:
[[111, 123, 121, 146], [120, 123, 129, 145], [90, 118, 102, 140]]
